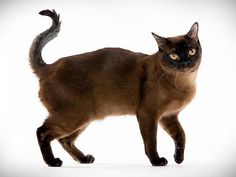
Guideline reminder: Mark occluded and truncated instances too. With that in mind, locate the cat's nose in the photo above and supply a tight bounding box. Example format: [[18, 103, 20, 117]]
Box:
[[181, 61, 191, 67]]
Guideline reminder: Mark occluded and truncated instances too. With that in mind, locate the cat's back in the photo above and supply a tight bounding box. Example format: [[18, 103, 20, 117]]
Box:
[[47, 47, 147, 83], [53, 47, 146, 70]]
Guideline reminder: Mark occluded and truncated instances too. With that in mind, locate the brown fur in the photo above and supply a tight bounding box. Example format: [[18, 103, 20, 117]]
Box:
[[30, 10, 201, 167]]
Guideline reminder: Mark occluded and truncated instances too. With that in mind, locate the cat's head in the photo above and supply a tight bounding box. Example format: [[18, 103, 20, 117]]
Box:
[[152, 22, 202, 75]]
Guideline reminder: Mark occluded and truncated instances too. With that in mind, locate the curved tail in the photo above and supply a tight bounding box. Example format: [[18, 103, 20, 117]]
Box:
[[29, 9, 61, 76]]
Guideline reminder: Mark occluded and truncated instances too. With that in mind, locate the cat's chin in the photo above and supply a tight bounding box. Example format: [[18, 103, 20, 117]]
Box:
[[178, 65, 199, 74], [175, 63, 199, 73], [177, 68, 193, 73], [161, 66, 195, 75]]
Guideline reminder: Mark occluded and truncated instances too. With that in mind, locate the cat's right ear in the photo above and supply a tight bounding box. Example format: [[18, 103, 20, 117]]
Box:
[[151, 32, 166, 49], [186, 22, 199, 41]]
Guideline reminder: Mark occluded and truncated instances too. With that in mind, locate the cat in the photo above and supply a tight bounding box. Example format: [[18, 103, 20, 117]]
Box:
[[29, 9, 201, 167]]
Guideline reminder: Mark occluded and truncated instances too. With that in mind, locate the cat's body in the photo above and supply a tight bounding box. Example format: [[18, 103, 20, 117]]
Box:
[[40, 48, 145, 118], [30, 10, 201, 167]]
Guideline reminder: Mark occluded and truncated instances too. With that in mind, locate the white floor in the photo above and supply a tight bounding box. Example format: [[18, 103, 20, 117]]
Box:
[[2, 161, 236, 177]]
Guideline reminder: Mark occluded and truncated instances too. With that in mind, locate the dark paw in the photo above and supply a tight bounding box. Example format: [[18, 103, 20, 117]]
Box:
[[47, 158, 63, 167], [152, 157, 168, 166], [174, 146, 184, 164], [80, 154, 95, 164], [174, 153, 184, 164]]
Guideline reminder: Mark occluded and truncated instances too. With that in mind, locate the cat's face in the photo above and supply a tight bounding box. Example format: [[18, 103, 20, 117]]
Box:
[[152, 23, 201, 75]]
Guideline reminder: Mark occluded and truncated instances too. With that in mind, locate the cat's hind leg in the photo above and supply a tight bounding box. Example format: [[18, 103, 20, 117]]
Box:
[[37, 123, 64, 167], [36, 115, 85, 167], [159, 114, 185, 164], [58, 127, 95, 164]]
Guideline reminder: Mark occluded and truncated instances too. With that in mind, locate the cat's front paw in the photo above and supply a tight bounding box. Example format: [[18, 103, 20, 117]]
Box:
[[80, 154, 95, 164], [152, 157, 168, 166], [174, 146, 184, 164]]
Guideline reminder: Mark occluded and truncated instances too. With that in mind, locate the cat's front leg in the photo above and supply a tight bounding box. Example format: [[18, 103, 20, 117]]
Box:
[[159, 114, 185, 164], [137, 112, 168, 166]]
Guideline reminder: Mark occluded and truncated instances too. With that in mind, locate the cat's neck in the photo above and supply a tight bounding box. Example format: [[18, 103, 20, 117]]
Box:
[[165, 71, 197, 91], [143, 54, 198, 91]]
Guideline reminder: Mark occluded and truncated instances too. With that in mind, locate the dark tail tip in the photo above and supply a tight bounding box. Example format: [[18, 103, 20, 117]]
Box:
[[39, 9, 57, 17], [39, 9, 60, 27]]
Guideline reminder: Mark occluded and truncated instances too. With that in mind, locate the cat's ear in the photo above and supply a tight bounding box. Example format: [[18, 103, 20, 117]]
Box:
[[152, 32, 167, 48], [186, 22, 199, 41]]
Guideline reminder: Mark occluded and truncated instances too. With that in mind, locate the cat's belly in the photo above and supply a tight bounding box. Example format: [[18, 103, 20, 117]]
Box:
[[96, 103, 136, 118]]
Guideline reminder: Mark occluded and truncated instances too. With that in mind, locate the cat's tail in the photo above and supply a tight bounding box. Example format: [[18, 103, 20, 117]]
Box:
[[29, 9, 61, 77]]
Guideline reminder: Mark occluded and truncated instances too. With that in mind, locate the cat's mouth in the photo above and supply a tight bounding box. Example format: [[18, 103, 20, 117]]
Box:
[[160, 62, 197, 75], [161, 57, 199, 74], [177, 67, 196, 73], [176, 61, 196, 73]]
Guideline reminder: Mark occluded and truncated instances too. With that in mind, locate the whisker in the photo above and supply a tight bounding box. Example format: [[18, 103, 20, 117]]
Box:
[[156, 72, 166, 88], [175, 70, 179, 89], [155, 69, 163, 78]]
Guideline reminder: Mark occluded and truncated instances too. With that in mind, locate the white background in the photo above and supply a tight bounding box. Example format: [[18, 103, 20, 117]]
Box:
[[1, 0, 236, 177]]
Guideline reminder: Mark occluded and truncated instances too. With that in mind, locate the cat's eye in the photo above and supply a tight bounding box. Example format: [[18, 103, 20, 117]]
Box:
[[169, 53, 179, 60], [189, 48, 196, 56]]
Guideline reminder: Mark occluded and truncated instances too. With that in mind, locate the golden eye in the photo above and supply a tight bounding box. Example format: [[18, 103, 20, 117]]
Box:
[[170, 53, 179, 60], [189, 48, 196, 56]]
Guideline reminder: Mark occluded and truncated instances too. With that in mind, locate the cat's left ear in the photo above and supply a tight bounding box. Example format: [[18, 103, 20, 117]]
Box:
[[186, 22, 199, 41], [152, 32, 167, 49]]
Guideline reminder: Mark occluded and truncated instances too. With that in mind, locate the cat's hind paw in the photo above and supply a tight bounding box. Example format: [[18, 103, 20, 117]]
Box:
[[47, 158, 63, 167], [80, 154, 95, 164]]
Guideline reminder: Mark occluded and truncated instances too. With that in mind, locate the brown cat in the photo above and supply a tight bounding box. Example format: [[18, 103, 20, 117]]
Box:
[[29, 9, 201, 167]]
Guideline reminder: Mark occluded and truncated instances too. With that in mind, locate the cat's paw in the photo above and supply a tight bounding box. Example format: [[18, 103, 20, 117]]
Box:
[[47, 158, 63, 167], [174, 146, 184, 164], [80, 154, 95, 164], [152, 157, 168, 166], [174, 153, 184, 164]]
